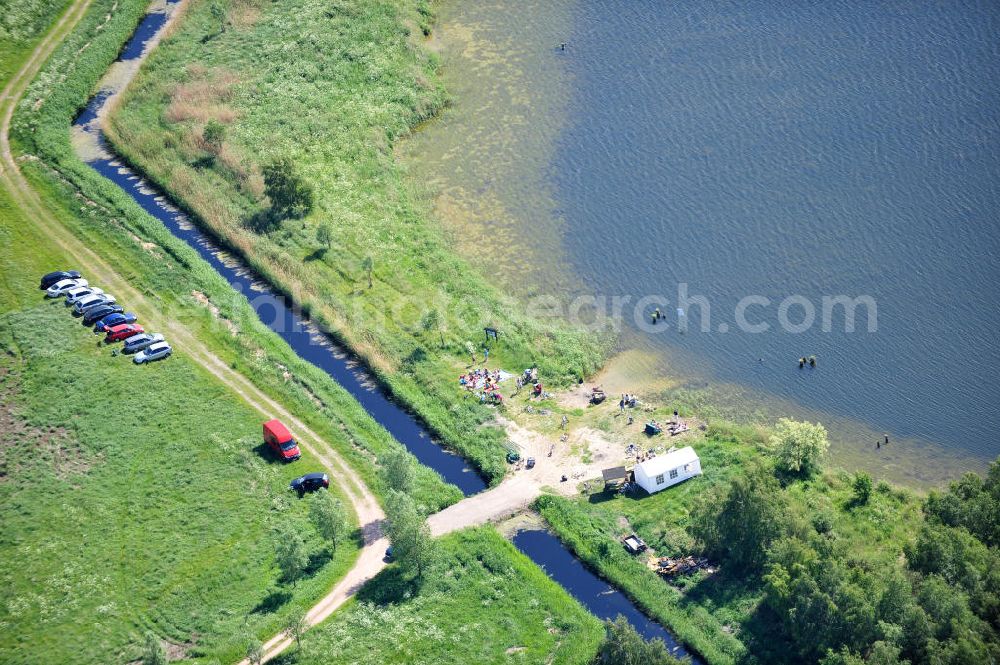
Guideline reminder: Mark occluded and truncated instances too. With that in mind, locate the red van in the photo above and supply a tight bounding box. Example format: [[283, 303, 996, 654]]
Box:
[[263, 419, 301, 461]]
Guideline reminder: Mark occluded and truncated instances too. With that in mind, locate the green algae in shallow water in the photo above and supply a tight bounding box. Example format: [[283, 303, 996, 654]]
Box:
[[401, 0, 579, 297]]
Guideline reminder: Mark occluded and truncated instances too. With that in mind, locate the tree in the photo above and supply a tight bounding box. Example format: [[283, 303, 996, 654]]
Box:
[[244, 634, 264, 665], [262, 157, 314, 222], [274, 525, 309, 586], [209, 0, 227, 36], [381, 449, 415, 495], [202, 119, 226, 155], [592, 616, 682, 665], [315, 222, 332, 253], [384, 490, 435, 579], [309, 488, 346, 552], [284, 610, 308, 652], [141, 631, 167, 665], [689, 464, 788, 572], [420, 307, 444, 348], [361, 255, 373, 288], [924, 463, 1000, 548], [853, 472, 873, 505], [769, 418, 829, 478]]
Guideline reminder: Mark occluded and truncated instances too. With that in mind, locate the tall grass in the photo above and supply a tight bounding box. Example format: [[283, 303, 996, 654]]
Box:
[[11, 0, 462, 511], [102, 0, 611, 483]]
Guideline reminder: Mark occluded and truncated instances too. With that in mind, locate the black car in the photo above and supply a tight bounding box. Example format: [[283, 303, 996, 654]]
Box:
[[289, 472, 329, 496], [39, 270, 82, 290], [81, 304, 123, 326]]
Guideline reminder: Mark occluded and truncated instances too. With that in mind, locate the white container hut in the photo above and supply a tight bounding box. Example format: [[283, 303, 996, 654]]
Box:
[[633, 446, 701, 494]]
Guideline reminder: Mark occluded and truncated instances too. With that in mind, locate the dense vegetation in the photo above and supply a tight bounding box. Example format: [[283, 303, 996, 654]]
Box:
[[539, 421, 1000, 665], [104, 0, 608, 483], [10, 0, 461, 511], [271, 528, 605, 664], [0, 0, 69, 81], [0, 204, 359, 664]]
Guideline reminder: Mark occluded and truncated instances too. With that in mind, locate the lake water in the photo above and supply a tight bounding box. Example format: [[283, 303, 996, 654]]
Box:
[[407, 0, 1000, 486]]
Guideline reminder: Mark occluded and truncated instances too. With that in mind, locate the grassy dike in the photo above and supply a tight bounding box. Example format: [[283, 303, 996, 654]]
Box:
[[101, 0, 610, 484], [276, 528, 605, 664], [10, 0, 461, 511], [4, 3, 610, 663], [1, 5, 366, 662]]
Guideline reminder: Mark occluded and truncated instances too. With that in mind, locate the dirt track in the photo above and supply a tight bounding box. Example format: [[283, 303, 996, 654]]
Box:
[[2, 4, 623, 662], [1, 4, 389, 662]]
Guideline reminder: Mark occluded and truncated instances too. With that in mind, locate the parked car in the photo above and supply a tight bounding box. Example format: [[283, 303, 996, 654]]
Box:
[[73, 293, 115, 316], [263, 419, 301, 461], [45, 278, 87, 297], [40, 270, 81, 290], [133, 341, 171, 364], [106, 323, 143, 342], [93, 312, 137, 333], [289, 472, 329, 495], [81, 304, 123, 326], [64, 286, 103, 306], [122, 333, 163, 354], [79, 299, 119, 319]]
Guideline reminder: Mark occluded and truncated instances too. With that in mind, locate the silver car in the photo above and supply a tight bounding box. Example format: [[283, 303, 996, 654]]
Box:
[[122, 333, 164, 354], [45, 278, 87, 297], [73, 293, 116, 316], [64, 286, 103, 306], [134, 341, 172, 364]]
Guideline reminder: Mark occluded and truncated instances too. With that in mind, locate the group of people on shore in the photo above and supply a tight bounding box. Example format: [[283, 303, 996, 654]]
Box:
[[618, 393, 638, 412], [459, 367, 505, 404]]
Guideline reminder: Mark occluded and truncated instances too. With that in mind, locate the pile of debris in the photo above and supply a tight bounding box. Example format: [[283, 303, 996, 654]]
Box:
[[650, 556, 716, 577]]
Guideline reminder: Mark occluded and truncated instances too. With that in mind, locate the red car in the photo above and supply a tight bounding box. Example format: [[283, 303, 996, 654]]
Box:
[[263, 419, 301, 461], [106, 323, 144, 342]]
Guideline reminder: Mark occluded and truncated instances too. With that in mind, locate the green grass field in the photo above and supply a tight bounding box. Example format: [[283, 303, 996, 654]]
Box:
[[103, 0, 609, 484], [11, 0, 462, 512], [270, 528, 604, 665], [0, 189, 360, 664]]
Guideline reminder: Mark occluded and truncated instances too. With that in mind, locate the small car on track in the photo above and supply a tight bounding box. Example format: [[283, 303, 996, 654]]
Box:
[[289, 472, 329, 496], [133, 341, 171, 364], [122, 333, 163, 354], [106, 323, 143, 342], [93, 312, 138, 333], [40, 270, 82, 290], [82, 304, 123, 326], [46, 278, 87, 297]]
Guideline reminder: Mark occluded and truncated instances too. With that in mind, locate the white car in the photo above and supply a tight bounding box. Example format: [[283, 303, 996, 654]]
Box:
[[72, 293, 116, 316], [45, 278, 87, 297], [134, 341, 172, 364], [64, 286, 103, 306]]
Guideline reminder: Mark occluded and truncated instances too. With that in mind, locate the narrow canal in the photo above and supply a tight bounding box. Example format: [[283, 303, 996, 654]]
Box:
[[71, 1, 694, 657], [513, 529, 697, 662]]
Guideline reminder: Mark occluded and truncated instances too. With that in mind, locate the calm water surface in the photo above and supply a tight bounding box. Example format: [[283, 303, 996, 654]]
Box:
[[410, 0, 1000, 485]]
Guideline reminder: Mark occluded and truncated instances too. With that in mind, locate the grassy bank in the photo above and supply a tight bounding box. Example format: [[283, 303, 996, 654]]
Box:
[[10, 0, 461, 511], [536, 419, 1000, 665], [272, 527, 605, 664], [0, 192, 359, 663], [103, 0, 609, 484]]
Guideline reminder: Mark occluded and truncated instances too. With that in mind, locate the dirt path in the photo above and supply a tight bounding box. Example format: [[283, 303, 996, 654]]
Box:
[[2, 4, 636, 663], [0, 5, 388, 663]]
